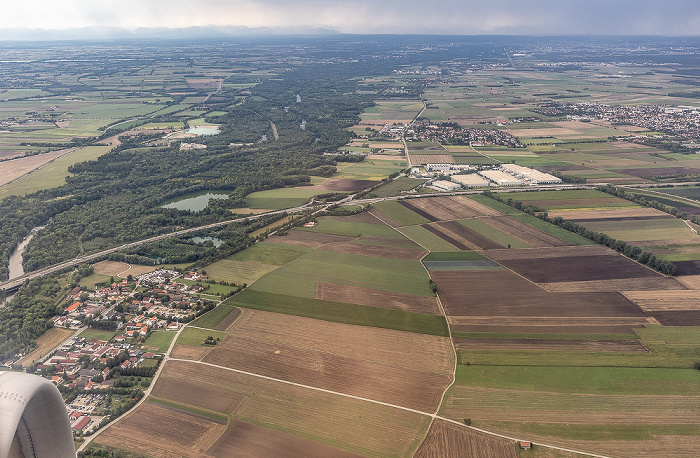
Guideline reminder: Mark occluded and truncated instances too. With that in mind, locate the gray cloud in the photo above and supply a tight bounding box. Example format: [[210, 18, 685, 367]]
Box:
[[1, 0, 699, 35]]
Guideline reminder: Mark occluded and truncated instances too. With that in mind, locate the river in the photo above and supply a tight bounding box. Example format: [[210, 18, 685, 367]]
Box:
[[8, 233, 34, 280]]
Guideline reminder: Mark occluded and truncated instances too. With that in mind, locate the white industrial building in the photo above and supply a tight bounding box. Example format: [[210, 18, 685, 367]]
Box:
[[478, 169, 523, 186], [500, 164, 562, 185], [426, 163, 452, 172], [451, 174, 491, 188], [430, 180, 461, 191]]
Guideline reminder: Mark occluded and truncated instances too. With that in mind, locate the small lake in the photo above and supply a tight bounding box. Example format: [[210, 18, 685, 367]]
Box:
[[162, 192, 230, 212], [187, 126, 219, 136], [190, 236, 224, 247]]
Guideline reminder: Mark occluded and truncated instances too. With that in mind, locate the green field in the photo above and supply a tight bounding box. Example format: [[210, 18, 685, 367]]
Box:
[[422, 251, 487, 261], [230, 242, 307, 265], [301, 216, 404, 238], [189, 304, 239, 329], [175, 327, 227, 346], [78, 328, 116, 341], [373, 200, 430, 226], [398, 225, 463, 251], [333, 159, 405, 180], [245, 188, 320, 209], [226, 289, 448, 337], [199, 259, 278, 284], [371, 177, 426, 197], [510, 213, 595, 245], [142, 330, 177, 353]]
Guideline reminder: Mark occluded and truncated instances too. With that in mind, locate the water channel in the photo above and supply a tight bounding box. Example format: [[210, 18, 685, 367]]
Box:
[[3, 227, 43, 306]]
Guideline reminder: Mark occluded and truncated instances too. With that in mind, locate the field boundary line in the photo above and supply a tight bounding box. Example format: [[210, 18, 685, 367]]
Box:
[[167, 358, 612, 458]]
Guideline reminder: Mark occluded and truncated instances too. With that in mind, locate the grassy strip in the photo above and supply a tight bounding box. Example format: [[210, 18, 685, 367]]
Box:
[[176, 327, 228, 346], [149, 397, 229, 423], [371, 177, 427, 198], [141, 330, 176, 353], [189, 304, 239, 329], [423, 251, 487, 261], [225, 289, 449, 337], [373, 200, 430, 226]]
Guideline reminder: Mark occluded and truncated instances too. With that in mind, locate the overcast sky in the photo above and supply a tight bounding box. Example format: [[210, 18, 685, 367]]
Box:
[[2, 0, 699, 35]]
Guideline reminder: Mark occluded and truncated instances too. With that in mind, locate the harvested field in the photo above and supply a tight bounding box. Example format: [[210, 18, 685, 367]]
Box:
[[611, 167, 700, 178], [622, 290, 700, 312], [400, 195, 503, 221], [422, 224, 471, 250], [485, 244, 614, 260], [202, 309, 453, 412], [442, 386, 700, 426], [479, 216, 569, 247], [203, 259, 278, 285], [317, 240, 426, 260], [519, 198, 636, 209], [549, 207, 670, 221], [95, 402, 225, 458], [169, 344, 210, 360], [0, 148, 76, 187], [93, 260, 155, 277], [316, 282, 441, 314], [304, 178, 376, 191], [268, 230, 354, 248], [207, 420, 361, 458], [453, 337, 649, 352], [409, 154, 454, 164], [153, 360, 431, 457], [540, 277, 685, 293], [415, 419, 518, 458], [19, 327, 74, 367]]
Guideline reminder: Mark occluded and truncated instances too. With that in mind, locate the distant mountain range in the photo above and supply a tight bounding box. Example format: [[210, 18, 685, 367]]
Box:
[[0, 25, 340, 41]]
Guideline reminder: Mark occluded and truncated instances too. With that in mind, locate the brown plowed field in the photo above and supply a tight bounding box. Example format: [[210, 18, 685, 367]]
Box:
[[206, 420, 361, 457], [151, 360, 430, 457], [449, 324, 640, 334], [650, 311, 700, 326], [399, 200, 439, 222], [494, 254, 666, 283], [622, 290, 700, 311], [269, 230, 355, 248], [214, 307, 242, 331], [415, 419, 518, 458], [485, 244, 612, 261], [453, 337, 649, 352], [95, 402, 225, 458], [368, 207, 402, 227], [439, 220, 504, 249], [201, 310, 453, 412], [316, 282, 441, 314], [403, 195, 503, 221], [480, 216, 569, 247], [447, 316, 655, 328], [422, 224, 472, 250], [170, 344, 211, 361], [317, 240, 426, 259], [409, 154, 454, 165]]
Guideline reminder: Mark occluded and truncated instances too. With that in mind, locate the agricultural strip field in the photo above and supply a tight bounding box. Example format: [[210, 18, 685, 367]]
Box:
[[371, 200, 431, 227], [316, 282, 441, 314], [415, 419, 518, 458], [133, 359, 433, 457], [93, 260, 155, 278], [18, 327, 74, 367], [0, 148, 76, 186], [398, 195, 503, 221], [201, 309, 453, 412], [370, 177, 427, 197]]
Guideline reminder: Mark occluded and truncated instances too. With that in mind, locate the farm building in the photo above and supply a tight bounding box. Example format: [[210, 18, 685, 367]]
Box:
[[500, 164, 562, 184], [478, 169, 523, 186], [431, 180, 461, 191], [451, 174, 491, 188]]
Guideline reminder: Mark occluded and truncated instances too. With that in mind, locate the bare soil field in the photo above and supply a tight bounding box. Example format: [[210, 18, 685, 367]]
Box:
[[214, 307, 242, 331], [519, 198, 635, 209], [206, 420, 361, 458], [622, 290, 700, 311], [401, 195, 502, 221], [415, 419, 518, 458], [268, 230, 355, 248], [0, 148, 76, 187], [356, 233, 425, 249], [19, 327, 74, 367], [409, 154, 453, 164], [485, 244, 613, 261], [93, 260, 155, 277], [480, 216, 569, 247], [201, 309, 453, 412], [650, 311, 700, 326], [152, 360, 430, 457], [540, 277, 685, 293], [435, 221, 503, 250], [316, 282, 441, 314], [540, 436, 700, 458], [169, 344, 211, 361], [448, 316, 656, 334], [317, 240, 426, 259], [453, 337, 648, 352], [95, 402, 225, 458], [674, 260, 700, 276]]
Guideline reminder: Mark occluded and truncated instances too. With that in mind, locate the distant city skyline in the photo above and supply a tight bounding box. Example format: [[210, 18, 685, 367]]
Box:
[[2, 0, 699, 36]]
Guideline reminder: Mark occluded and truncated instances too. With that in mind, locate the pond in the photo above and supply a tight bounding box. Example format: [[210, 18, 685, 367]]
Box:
[[162, 192, 229, 212], [187, 126, 219, 136], [190, 236, 224, 247]]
